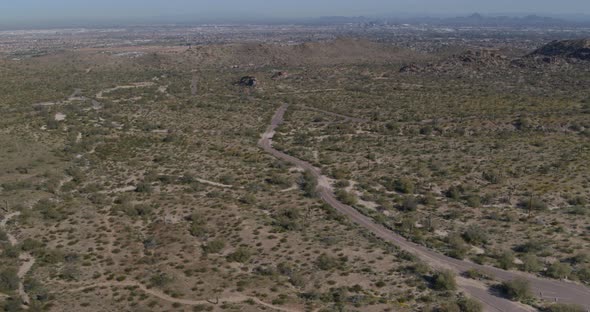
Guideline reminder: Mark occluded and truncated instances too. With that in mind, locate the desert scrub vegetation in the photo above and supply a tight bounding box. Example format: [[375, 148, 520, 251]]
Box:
[[0, 268, 19, 293], [431, 270, 457, 291], [4, 39, 590, 311], [275, 62, 590, 279], [545, 304, 586, 312], [500, 278, 532, 302]]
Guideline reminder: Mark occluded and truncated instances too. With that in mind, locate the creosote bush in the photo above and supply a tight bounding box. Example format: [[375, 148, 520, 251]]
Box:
[[432, 270, 456, 291], [500, 278, 531, 301]]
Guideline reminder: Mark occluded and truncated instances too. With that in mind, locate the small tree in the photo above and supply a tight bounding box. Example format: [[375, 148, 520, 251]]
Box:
[[521, 254, 542, 273], [519, 197, 547, 212], [394, 178, 415, 194], [336, 189, 357, 206], [501, 278, 531, 301], [202, 239, 225, 254], [497, 251, 515, 270], [0, 268, 19, 292], [447, 233, 469, 259], [433, 270, 457, 291], [299, 170, 318, 197], [401, 196, 418, 211], [462, 225, 488, 245], [316, 253, 341, 271], [458, 297, 483, 312], [226, 247, 252, 263], [547, 262, 572, 279], [135, 181, 152, 193]]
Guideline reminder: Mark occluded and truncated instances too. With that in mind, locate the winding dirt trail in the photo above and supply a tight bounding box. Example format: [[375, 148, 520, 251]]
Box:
[[63, 280, 301, 312], [259, 103, 590, 312], [1, 212, 34, 306]]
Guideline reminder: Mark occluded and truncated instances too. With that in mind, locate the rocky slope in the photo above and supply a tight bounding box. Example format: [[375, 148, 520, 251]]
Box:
[[530, 39, 590, 61]]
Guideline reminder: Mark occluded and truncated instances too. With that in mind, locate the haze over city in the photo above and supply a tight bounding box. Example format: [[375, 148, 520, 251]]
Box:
[[2, 0, 590, 27]]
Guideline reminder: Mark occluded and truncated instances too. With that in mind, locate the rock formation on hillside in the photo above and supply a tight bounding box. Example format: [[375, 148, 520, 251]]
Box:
[[237, 76, 258, 87], [530, 39, 590, 61]]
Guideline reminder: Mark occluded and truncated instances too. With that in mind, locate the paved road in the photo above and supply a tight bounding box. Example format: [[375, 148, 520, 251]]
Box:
[[259, 103, 590, 312]]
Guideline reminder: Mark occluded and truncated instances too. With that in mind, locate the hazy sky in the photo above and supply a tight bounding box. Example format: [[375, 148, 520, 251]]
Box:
[[2, 0, 590, 21]]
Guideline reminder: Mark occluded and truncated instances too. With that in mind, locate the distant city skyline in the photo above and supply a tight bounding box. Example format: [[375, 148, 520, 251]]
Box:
[[2, 0, 590, 26]]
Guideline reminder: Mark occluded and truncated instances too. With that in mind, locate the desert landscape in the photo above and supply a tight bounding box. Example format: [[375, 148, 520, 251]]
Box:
[[0, 8, 589, 312]]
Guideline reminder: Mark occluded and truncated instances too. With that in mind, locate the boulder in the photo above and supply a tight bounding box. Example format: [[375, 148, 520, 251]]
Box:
[[237, 76, 257, 87]]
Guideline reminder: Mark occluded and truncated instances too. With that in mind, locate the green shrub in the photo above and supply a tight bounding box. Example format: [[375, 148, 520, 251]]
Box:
[[273, 208, 302, 231], [266, 173, 291, 187], [394, 178, 415, 194], [497, 251, 515, 270], [123, 204, 152, 217], [226, 247, 252, 263], [482, 170, 504, 184], [1, 180, 33, 191], [519, 197, 547, 211], [447, 233, 469, 259], [521, 254, 542, 273], [189, 213, 208, 238], [545, 304, 585, 312], [464, 268, 493, 280], [189, 222, 208, 238], [149, 273, 173, 287], [2, 298, 22, 312], [299, 170, 318, 197], [0, 268, 19, 292], [501, 278, 531, 301], [457, 297, 483, 312], [437, 302, 460, 312], [331, 167, 350, 180], [401, 196, 418, 211], [462, 226, 488, 245], [335, 189, 357, 206], [33, 199, 65, 220], [316, 254, 342, 271], [465, 195, 481, 208], [546, 262, 572, 279], [202, 239, 225, 254], [135, 182, 152, 193], [20, 238, 43, 252], [446, 185, 463, 200], [432, 270, 457, 291], [409, 261, 430, 275], [239, 193, 257, 205], [515, 240, 546, 254]]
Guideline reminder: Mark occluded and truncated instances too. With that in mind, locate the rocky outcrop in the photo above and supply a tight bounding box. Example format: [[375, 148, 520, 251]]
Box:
[[271, 71, 289, 80], [530, 39, 590, 61], [237, 76, 257, 87], [400, 49, 511, 73], [399, 63, 422, 73]]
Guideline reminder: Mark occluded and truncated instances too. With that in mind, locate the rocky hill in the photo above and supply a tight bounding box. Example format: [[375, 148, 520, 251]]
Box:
[[400, 41, 590, 74], [400, 49, 511, 73], [530, 39, 590, 61], [185, 38, 425, 68]]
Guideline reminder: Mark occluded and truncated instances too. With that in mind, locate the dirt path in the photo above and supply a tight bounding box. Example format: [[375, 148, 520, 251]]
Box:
[[95, 82, 155, 99], [194, 178, 233, 188], [64, 280, 301, 312], [17, 254, 34, 305], [0, 211, 34, 306], [259, 103, 590, 312]]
